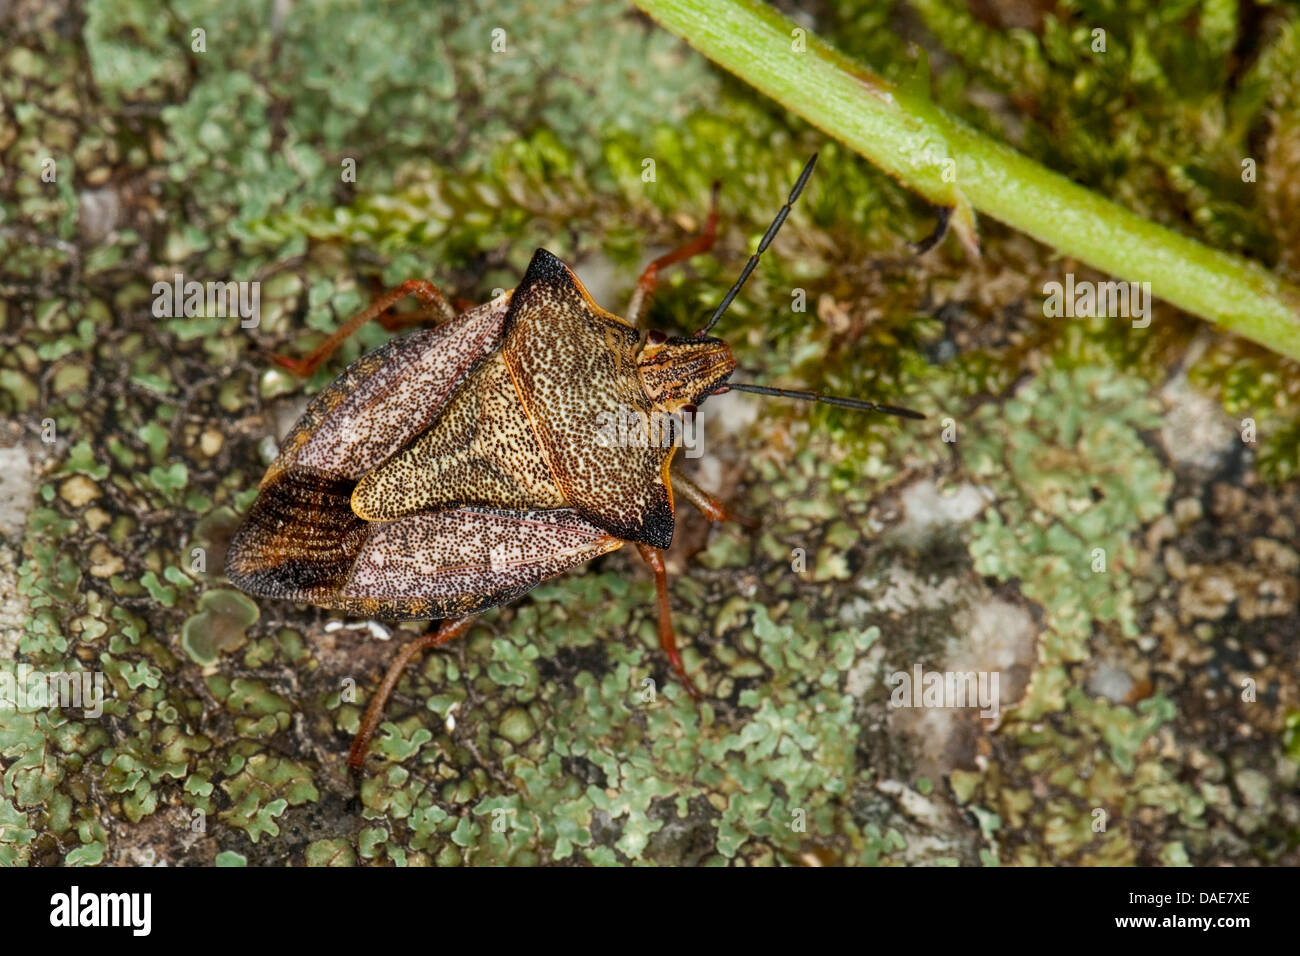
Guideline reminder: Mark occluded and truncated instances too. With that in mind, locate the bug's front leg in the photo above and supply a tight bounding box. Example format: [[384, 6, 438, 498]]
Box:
[[348, 615, 477, 772], [274, 278, 459, 377], [636, 542, 702, 699], [671, 467, 759, 530], [625, 182, 720, 328]]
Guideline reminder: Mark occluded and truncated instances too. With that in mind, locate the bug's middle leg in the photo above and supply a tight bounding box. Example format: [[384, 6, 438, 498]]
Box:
[[348, 614, 477, 772], [636, 543, 701, 699], [274, 278, 458, 377], [672, 467, 759, 530], [626, 182, 721, 327]]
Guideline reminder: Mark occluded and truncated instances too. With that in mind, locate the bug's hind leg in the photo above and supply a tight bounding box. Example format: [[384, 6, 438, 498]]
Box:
[[636, 543, 701, 699], [274, 278, 458, 377], [348, 615, 476, 772], [672, 468, 759, 530], [626, 182, 721, 327]]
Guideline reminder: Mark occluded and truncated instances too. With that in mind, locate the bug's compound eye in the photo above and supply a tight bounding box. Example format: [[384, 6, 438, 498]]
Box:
[[680, 402, 698, 422], [646, 329, 668, 346]]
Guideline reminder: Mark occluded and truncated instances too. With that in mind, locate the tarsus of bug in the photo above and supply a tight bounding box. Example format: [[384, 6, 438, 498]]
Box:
[[698, 153, 925, 422]]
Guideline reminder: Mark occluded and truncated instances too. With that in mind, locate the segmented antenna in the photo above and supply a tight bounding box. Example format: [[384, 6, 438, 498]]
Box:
[[697, 153, 818, 336], [724, 382, 925, 420], [700, 154, 925, 423]]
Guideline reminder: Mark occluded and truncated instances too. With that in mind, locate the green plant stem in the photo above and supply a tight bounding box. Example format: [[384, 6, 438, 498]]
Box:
[[632, 0, 1300, 362]]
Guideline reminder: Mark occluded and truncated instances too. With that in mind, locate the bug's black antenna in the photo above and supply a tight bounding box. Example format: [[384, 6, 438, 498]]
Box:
[[699, 154, 924, 424], [697, 153, 818, 337], [722, 381, 926, 420]]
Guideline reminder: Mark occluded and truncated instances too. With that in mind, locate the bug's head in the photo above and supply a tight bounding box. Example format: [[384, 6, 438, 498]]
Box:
[[637, 329, 735, 413], [658, 153, 924, 425]]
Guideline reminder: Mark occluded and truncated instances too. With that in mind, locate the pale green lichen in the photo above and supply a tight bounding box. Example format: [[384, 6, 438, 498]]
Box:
[[2, 0, 1298, 868]]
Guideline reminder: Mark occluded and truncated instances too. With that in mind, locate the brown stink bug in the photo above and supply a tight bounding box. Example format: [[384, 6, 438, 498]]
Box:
[[225, 155, 924, 771]]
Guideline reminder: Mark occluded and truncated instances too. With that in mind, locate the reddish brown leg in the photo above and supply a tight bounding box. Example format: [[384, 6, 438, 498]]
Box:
[[373, 307, 445, 331], [274, 278, 457, 377], [672, 468, 759, 530], [636, 543, 701, 699], [348, 615, 476, 772], [626, 182, 721, 327]]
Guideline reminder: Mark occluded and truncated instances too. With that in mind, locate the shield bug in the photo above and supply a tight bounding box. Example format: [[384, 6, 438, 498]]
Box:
[[226, 155, 924, 771]]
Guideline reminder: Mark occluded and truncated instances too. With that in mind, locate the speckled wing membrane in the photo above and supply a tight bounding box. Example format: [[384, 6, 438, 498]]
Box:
[[501, 249, 676, 549], [337, 507, 621, 619], [267, 296, 512, 487]]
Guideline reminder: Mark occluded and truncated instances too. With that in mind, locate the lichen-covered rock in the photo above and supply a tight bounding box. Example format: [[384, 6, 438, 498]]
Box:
[[3, 0, 1299, 867]]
